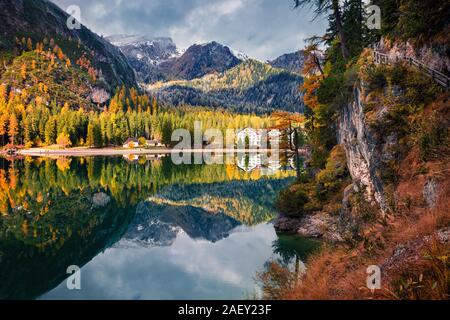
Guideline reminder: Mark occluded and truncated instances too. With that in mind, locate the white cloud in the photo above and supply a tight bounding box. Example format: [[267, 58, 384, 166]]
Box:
[[51, 0, 327, 60], [41, 224, 278, 300]]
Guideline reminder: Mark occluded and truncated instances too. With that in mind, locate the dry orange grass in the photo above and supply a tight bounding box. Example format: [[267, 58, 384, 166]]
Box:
[[272, 142, 449, 300], [259, 94, 450, 300]]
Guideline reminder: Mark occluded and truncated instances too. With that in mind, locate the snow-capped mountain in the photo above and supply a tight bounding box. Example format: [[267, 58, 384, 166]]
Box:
[[231, 48, 250, 61], [108, 35, 244, 83], [107, 35, 305, 113], [107, 35, 182, 63], [106, 34, 183, 83], [116, 201, 240, 248]]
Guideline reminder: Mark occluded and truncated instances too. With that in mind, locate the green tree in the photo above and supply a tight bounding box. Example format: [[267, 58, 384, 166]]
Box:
[[87, 121, 103, 148], [294, 0, 351, 60], [45, 118, 56, 145], [86, 122, 95, 147], [161, 120, 172, 146]]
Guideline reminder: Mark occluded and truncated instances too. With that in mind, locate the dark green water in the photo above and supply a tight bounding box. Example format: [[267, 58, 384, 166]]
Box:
[[0, 156, 319, 300]]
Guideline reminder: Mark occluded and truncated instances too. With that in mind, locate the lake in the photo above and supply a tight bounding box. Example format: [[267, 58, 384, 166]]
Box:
[[0, 155, 319, 300]]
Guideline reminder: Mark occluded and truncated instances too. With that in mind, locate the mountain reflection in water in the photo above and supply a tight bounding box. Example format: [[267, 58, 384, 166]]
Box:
[[0, 156, 319, 300]]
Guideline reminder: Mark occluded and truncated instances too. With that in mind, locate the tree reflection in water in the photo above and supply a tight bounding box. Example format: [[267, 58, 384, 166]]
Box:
[[0, 156, 319, 300]]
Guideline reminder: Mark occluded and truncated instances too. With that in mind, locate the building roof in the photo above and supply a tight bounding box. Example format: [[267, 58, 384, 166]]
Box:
[[123, 138, 139, 144]]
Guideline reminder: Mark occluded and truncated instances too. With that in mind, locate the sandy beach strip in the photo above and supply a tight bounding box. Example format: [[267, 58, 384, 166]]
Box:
[[18, 147, 281, 157]]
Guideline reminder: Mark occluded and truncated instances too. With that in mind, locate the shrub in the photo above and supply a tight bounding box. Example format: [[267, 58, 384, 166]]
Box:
[[389, 64, 408, 87], [417, 110, 450, 161], [276, 185, 310, 217], [315, 145, 350, 200], [365, 65, 388, 92], [138, 137, 147, 147], [403, 70, 442, 105], [317, 74, 345, 105]]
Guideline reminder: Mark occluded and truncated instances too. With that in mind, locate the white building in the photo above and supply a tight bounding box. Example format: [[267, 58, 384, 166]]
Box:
[[146, 140, 165, 148], [236, 128, 262, 148], [268, 129, 281, 148], [236, 128, 281, 149], [236, 153, 263, 172]]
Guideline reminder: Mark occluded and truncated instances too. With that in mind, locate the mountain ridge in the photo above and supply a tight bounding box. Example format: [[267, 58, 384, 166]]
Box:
[[269, 50, 305, 74], [148, 59, 304, 113], [0, 0, 137, 91]]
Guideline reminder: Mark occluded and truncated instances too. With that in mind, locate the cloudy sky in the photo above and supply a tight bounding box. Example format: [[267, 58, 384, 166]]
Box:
[[51, 0, 327, 61]]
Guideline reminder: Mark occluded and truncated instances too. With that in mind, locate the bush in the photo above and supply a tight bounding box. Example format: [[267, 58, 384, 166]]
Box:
[[276, 185, 310, 217], [389, 64, 408, 87], [138, 137, 147, 147], [315, 145, 350, 200], [417, 110, 450, 160], [365, 65, 388, 92], [403, 70, 442, 105]]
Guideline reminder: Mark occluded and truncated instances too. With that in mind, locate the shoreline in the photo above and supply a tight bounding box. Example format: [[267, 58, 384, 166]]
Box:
[[17, 147, 284, 157]]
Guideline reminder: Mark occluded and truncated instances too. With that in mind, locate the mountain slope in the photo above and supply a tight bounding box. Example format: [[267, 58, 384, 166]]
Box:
[[158, 41, 242, 81], [109, 37, 242, 84], [0, 0, 136, 91], [106, 34, 181, 83], [269, 50, 305, 74], [1, 50, 95, 110], [148, 59, 304, 113]]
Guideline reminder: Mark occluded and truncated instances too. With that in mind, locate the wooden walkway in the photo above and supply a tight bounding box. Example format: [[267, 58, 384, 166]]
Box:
[[372, 50, 450, 90]]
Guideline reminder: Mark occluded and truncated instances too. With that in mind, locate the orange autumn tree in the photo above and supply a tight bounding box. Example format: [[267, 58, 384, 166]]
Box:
[[299, 41, 326, 136], [271, 111, 306, 180], [8, 113, 19, 145], [271, 111, 305, 148], [20, 63, 27, 80], [0, 114, 7, 146], [301, 43, 324, 112], [56, 132, 72, 149]]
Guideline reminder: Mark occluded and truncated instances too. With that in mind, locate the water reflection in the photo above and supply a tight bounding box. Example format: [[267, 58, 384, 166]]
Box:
[[0, 156, 318, 300]]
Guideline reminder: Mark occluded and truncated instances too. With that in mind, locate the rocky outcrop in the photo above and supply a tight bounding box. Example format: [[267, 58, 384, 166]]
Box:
[[92, 192, 111, 208], [274, 213, 343, 243], [337, 86, 389, 214], [274, 84, 391, 241], [376, 37, 450, 74], [423, 178, 439, 209], [382, 227, 450, 275]]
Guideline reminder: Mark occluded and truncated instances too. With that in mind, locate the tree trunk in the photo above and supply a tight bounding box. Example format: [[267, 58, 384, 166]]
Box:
[[332, 0, 350, 61], [314, 55, 324, 75], [289, 123, 293, 151], [294, 128, 302, 181]]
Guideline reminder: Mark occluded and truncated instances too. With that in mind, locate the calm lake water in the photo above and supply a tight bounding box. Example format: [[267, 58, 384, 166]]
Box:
[[0, 155, 319, 300]]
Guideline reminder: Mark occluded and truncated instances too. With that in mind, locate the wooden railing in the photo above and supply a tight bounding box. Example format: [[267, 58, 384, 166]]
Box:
[[372, 50, 450, 90]]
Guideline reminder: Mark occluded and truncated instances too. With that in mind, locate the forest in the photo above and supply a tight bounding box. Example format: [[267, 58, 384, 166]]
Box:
[[0, 37, 276, 149]]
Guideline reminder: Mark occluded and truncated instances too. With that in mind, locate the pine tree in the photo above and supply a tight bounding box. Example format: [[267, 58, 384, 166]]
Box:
[[86, 122, 95, 147], [26, 38, 33, 51], [0, 113, 7, 146], [45, 118, 56, 145], [86, 122, 103, 148], [20, 63, 27, 80]]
